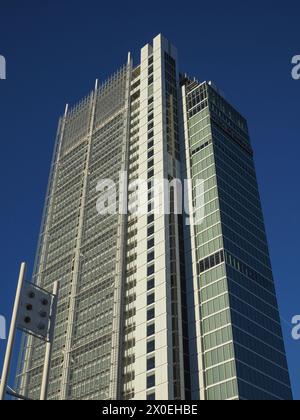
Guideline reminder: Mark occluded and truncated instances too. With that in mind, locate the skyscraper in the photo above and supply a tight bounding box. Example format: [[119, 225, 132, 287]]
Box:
[[16, 34, 292, 400]]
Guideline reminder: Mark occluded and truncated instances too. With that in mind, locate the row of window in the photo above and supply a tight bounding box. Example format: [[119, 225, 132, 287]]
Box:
[[146, 78, 156, 401], [197, 249, 225, 275], [191, 139, 212, 157]]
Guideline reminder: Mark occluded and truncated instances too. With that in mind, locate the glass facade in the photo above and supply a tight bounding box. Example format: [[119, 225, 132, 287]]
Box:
[[184, 80, 292, 400], [16, 65, 131, 400]]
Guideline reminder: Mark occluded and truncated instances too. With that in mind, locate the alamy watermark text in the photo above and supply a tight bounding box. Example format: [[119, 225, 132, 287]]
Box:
[[96, 172, 205, 226], [0, 315, 6, 340], [292, 55, 300, 80], [0, 55, 6, 80], [292, 315, 300, 340]]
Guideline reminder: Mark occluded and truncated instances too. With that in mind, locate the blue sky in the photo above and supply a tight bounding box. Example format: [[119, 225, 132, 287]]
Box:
[[0, 0, 299, 399]]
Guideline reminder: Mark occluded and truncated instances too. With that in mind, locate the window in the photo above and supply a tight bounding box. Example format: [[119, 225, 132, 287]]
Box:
[[148, 159, 154, 169], [148, 65, 153, 75], [148, 130, 154, 139], [147, 225, 154, 236], [148, 149, 154, 159], [147, 374, 155, 389], [147, 340, 155, 353], [147, 252, 155, 263], [149, 56, 153, 66], [148, 76, 154, 85], [148, 122, 154, 131], [131, 80, 140, 90], [147, 278, 155, 291], [147, 265, 155, 276], [147, 392, 155, 400], [148, 96, 154, 105], [147, 357, 155, 371], [148, 113, 154, 122], [148, 238, 154, 249], [147, 292, 155, 305], [147, 323, 155, 337], [148, 85, 154, 96], [148, 201, 154, 212], [147, 307, 155, 321], [148, 169, 154, 179], [148, 214, 154, 224], [148, 140, 154, 149]]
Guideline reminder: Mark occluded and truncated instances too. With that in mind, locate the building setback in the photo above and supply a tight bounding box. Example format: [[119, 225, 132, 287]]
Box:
[[16, 35, 292, 400]]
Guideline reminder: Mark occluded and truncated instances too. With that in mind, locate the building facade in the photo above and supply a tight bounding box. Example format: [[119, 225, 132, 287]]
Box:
[[16, 35, 292, 400]]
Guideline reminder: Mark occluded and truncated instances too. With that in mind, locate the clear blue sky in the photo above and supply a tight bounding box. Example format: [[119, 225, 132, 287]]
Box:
[[0, 0, 299, 399]]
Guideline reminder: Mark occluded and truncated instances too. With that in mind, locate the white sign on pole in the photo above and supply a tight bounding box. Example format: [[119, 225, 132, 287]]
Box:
[[17, 282, 54, 341]]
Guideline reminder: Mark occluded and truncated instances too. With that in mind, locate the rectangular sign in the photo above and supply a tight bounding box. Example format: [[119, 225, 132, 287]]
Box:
[[17, 282, 53, 340]]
